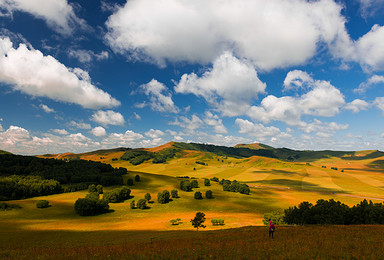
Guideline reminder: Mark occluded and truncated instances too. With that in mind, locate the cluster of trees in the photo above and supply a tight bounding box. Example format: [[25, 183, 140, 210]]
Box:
[[262, 211, 286, 226], [74, 187, 109, 216], [170, 218, 181, 225], [211, 219, 225, 226], [121, 148, 179, 165], [0, 154, 126, 185], [36, 200, 50, 208], [103, 187, 131, 203], [284, 199, 384, 225], [194, 190, 213, 199], [180, 179, 198, 192], [219, 179, 250, 195], [210, 177, 219, 182], [195, 161, 206, 166], [0, 175, 61, 200]]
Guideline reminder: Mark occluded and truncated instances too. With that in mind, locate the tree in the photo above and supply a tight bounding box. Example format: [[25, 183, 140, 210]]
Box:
[[191, 212, 206, 231], [204, 179, 211, 186], [130, 200, 135, 209], [127, 178, 134, 186], [194, 191, 203, 199], [191, 180, 199, 188], [96, 184, 103, 194], [135, 175, 141, 182], [206, 190, 213, 199], [171, 189, 178, 198], [180, 180, 192, 192], [263, 211, 286, 226], [88, 184, 97, 193], [137, 199, 147, 209], [74, 198, 109, 216], [145, 193, 151, 202], [157, 190, 170, 204]]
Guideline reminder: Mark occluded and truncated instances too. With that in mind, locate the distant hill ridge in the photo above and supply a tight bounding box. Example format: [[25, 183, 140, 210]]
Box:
[[234, 143, 274, 150]]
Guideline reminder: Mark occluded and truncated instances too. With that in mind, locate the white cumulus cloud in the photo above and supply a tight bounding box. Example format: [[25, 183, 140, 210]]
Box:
[[40, 104, 55, 113], [139, 79, 179, 113], [91, 110, 125, 127], [69, 121, 91, 130], [344, 99, 370, 113], [145, 129, 165, 139], [235, 118, 280, 139], [91, 126, 107, 137], [354, 75, 384, 94], [204, 111, 227, 134], [0, 37, 120, 109], [68, 49, 109, 63], [52, 129, 69, 135], [175, 52, 266, 116], [0, 0, 87, 35]]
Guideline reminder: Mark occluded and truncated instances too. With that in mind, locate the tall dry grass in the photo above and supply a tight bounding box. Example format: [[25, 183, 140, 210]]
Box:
[[1, 225, 383, 259]]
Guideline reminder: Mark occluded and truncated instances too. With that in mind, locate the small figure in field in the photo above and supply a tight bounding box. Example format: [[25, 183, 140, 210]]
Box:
[[269, 219, 275, 239]]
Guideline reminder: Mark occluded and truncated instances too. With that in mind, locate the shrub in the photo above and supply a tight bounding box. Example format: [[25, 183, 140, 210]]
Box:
[[135, 175, 140, 182], [36, 200, 50, 208], [206, 190, 213, 199], [145, 193, 151, 202], [211, 219, 225, 226], [180, 180, 192, 192], [130, 200, 135, 209], [194, 191, 203, 200], [171, 189, 179, 198], [127, 179, 134, 186], [191, 180, 199, 188], [85, 192, 99, 200], [74, 198, 109, 216], [210, 177, 219, 182], [204, 179, 211, 186], [137, 199, 147, 209], [158, 190, 171, 204], [170, 218, 181, 225], [195, 161, 205, 165]]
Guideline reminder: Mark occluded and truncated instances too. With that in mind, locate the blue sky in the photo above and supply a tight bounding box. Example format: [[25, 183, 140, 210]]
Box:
[[1, 0, 384, 155]]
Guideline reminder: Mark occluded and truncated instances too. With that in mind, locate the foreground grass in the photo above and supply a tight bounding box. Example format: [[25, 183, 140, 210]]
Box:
[[0, 225, 383, 259]]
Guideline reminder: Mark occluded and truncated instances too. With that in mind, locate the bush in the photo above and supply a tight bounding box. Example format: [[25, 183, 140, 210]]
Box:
[[206, 190, 213, 199], [195, 161, 206, 165], [210, 177, 219, 182], [103, 187, 131, 203], [74, 198, 109, 216], [85, 192, 99, 200], [211, 219, 225, 226], [204, 179, 211, 186], [0, 201, 7, 210], [180, 180, 192, 192], [135, 175, 141, 182], [170, 218, 181, 225], [194, 191, 203, 200], [36, 200, 50, 208], [145, 193, 151, 202], [130, 200, 135, 209], [171, 189, 179, 198], [127, 178, 134, 186], [157, 190, 171, 204], [137, 199, 147, 209]]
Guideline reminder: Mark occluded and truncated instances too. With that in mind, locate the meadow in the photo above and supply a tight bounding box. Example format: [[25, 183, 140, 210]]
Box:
[[2, 145, 384, 258]]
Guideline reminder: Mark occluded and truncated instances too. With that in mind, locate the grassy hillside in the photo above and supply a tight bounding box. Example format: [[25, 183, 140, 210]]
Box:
[[0, 150, 12, 155], [234, 142, 274, 150]]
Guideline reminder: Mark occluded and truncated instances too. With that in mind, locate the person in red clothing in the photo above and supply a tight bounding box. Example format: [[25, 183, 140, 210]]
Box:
[[269, 219, 275, 239]]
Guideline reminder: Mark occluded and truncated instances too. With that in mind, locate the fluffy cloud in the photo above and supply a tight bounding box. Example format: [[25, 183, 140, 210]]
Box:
[[357, 0, 384, 18], [52, 129, 69, 135], [235, 118, 280, 139], [101, 130, 144, 147], [139, 79, 179, 113], [344, 99, 370, 113], [0, 0, 87, 35], [105, 0, 350, 70], [40, 104, 55, 113], [175, 52, 266, 116], [0, 37, 120, 109], [133, 112, 141, 120], [374, 97, 384, 115], [248, 71, 345, 126], [68, 49, 109, 63], [69, 121, 91, 130], [301, 119, 349, 134], [283, 70, 314, 92], [145, 129, 165, 139], [91, 126, 107, 137], [91, 110, 125, 127], [354, 75, 384, 94], [170, 115, 203, 131], [204, 112, 227, 134]]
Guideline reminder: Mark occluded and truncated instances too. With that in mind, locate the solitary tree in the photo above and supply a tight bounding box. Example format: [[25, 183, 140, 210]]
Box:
[[130, 200, 135, 209], [157, 190, 171, 204], [127, 178, 134, 186], [137, 199, 147, 209], [204, 179, 211, 186], [206, 190, 213, 199], [171, 189, 179, 198], [194, 191, 203, 200], [135, 174, 141, 182], [191, 212, 206, 231]]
